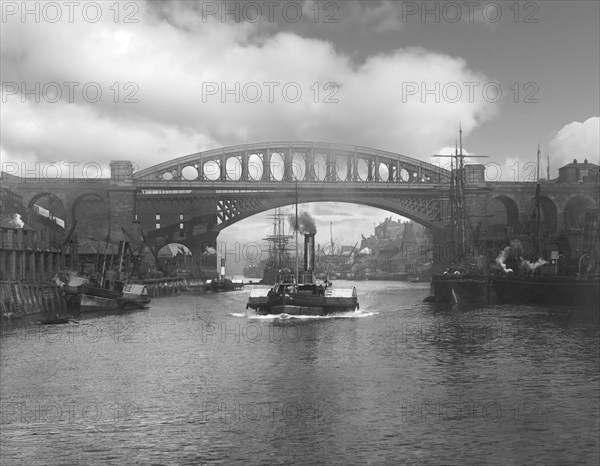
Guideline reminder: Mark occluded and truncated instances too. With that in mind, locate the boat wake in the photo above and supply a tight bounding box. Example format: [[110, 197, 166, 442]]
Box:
[[230, 310, 377, 320]]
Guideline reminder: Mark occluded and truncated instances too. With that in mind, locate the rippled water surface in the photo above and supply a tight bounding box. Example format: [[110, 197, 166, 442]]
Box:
[[1, 281, 599, 465]]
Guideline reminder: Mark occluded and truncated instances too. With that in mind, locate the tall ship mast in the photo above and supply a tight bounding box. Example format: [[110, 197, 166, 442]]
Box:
[[261, 208, 293, 285], [428, 125, 489, 304]]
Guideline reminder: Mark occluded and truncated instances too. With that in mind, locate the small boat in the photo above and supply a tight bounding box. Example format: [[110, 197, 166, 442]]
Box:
[[56, 236, 151, 312], [205, 259, 244, 291], [58, 273, 150, 312], [76, 282, 150, 312], [205, 278, 243, 292]]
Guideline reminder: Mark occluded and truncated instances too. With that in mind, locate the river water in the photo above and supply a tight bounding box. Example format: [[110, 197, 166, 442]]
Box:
[[1, 280, 598, 465]]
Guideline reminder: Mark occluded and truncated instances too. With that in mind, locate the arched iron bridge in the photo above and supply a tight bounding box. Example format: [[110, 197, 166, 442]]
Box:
[[134, 141, 450, 184]]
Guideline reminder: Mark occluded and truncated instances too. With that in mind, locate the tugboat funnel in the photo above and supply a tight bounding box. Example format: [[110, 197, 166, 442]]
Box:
[[304, 233, 315, 271]]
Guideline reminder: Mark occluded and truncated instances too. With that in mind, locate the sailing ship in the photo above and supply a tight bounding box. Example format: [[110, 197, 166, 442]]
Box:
[[247, 189, 359, 316], [490, 148, 600, 308], [429, 128, 489, 304], [260, 208, 294, 285]]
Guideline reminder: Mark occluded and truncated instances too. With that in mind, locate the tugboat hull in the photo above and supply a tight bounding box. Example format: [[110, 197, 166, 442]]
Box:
[[269, 305, 325, 316], [248, 287, 358, 316]]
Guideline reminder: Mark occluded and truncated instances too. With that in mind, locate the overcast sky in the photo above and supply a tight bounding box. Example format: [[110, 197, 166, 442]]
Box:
[[2, 0, 599, 253]]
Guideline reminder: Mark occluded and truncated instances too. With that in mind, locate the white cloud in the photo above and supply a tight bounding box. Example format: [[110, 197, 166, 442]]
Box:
[[549, 117, 600, 175], [1, 1, 498, 176]]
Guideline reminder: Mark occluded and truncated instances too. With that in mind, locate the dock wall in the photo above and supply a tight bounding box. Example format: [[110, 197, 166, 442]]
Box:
[[0, 228, 63, 282], [0, 281, 66, 316]]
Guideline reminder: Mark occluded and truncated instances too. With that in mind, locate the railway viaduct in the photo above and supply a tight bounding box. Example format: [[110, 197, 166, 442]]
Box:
[[3, 141, 598, 273]]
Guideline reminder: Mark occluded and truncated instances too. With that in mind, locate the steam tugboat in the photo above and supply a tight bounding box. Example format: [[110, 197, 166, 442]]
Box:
[[247, 210, 359, 316]]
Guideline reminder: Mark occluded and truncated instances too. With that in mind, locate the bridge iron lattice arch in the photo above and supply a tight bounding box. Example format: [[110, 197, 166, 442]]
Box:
[[213, 190, 446, 231], [134, 141, 450, 184]]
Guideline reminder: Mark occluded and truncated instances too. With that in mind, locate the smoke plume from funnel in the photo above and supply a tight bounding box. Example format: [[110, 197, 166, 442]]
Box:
[[8, 214, 25, 229], [495, 246, 514, 273], [521, 258, 548, 271], [288, 211, 317, 235], [495, 239, 548, 273]]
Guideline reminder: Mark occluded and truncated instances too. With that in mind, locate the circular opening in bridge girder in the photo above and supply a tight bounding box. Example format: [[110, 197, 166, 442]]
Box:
[[399, 168, 410, 182], [204, 160, 220, 181], [270, 153, 284, 181], [181, 165, 198, 181], [333, 155, 348, 181], [313, 153, 327, 181], [378, 163, 389, 181], [356, 158, 369, 181], [226, 157, 241, 181], [162, 171, 174, 181], [247, 154, 263, 181], [291, 153, 305, 181]]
